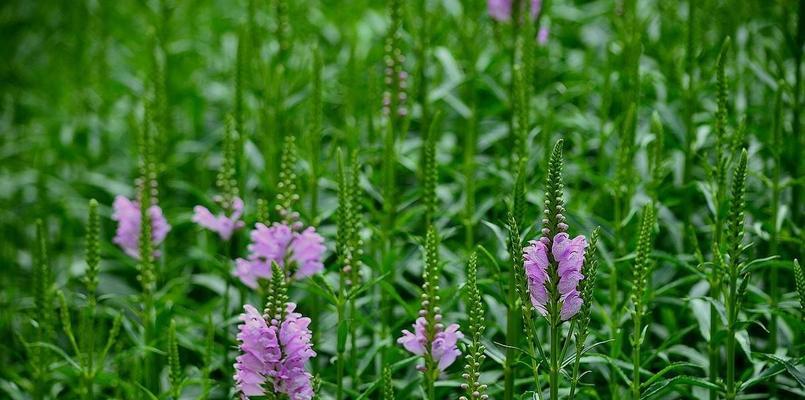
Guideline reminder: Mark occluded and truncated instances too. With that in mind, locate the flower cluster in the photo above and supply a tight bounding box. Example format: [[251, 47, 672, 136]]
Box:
[[234, 303, 316, 400], [192, 196, 245, 241], [112, 195, 171, 259], [234, 222, 325, 288], [523, 232, 586, 321], [397, 228, 463, 375], [398, 317, 463, 372]]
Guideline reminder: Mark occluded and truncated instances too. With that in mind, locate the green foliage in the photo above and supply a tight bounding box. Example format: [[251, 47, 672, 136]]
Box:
[[631, 205, 656, 314], [336, 148, 363, 286], [276, 134, 299, 220], [167, 319, 182, 399], [576, 226, 600, 342], [630, 205, 655, 399], [264, 262, 290, 323], [3, 1, 803, 399], [460, 251, 488, 400], [257, 198, 270, 224], [218, 116, 240, 208], [794, 260, 805, 315], [84, 199, 100, 297], [725, 149, 748, 262], [34, 219, 53, 341], [383, 366, 395, 400], [543, 139, 566, 239], [422, 111, 442, 225]]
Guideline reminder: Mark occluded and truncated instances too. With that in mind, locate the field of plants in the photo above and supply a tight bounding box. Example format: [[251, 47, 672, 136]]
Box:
[[1, 0, 803, 399]]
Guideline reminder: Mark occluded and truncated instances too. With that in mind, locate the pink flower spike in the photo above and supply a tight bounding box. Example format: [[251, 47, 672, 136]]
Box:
[[523, 240, 550, 314], [488, 0, 512, 21], [235, 221, 326, 288], [112, 195, 171, 259], [290, 227, 326, 279], [192, 196, 245, 241], [233, 303, 316, 399], [560, 290, 584, 321], [538, 26, 549, 45], [398, 317, 463, 372], [397, 317, 428, 355]]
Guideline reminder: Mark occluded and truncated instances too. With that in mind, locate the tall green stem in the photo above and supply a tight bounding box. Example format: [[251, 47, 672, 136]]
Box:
[[683, 0, 696, 239], [504, 260, 521, 400], [632, 312, 641, 400], [550, 319, 559, 400], [725, 272, 736, 400], [336, 298, 345, 400]]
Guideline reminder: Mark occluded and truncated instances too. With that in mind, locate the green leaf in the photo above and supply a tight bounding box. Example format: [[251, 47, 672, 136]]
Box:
[[641, 376, 723, 400]]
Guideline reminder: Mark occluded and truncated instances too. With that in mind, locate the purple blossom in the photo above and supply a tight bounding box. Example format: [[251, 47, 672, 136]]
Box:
[[537, 26, 549, 45], [112, 195, 171, 259], [522, 232, 587, 321], [290, 227, 327, 279], [488, 0, 542, 22], [193, 196, 245, 241], [523, 239, 550, 316], [234, 303, 316, 400], [234, 222, 326, 288], [552, 233, 586, 320], [397, 317, 464, 372]]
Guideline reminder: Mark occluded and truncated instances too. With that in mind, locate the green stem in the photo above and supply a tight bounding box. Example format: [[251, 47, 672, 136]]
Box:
[[708, 292, 719, 400], [769, 166, 780, 356], [222, 240, 233, 378], [632, 312, 641, 400], [568, 336, 584, 400], [525, 328, 544, 400], [426, 372, 436, 400], [725, 272, 736, 400], [504, 256, 521, 400], [683, 0, 696, 243], [550, 319, 559, 400], [610, 193, 623, 399], [349, 298, 359, 390], [463, 87, 477, 251]]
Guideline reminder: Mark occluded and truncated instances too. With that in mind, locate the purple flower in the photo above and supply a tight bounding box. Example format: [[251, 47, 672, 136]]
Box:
[[488, 0, 542, 22], [523, 239, 550, 316], [537, 26, 549, 45], [274, 304, 316, 399], [112, 195, 171, 259], [488, 0, 512, 21], [397, 317, 464, 372], [552, 232, 586, 320], [234, 222, 326, 288], [234, 305, 280, 397], [522, 232, 587, 321], [290, 227, 326, 279], [234, 303, 316, 400], [193, 196, 245, 241]]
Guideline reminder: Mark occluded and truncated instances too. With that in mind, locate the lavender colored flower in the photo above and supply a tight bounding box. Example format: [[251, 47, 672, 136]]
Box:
[[234, 305, 281, 397], [523, 239, 550, 316], [290, 227, 326, 279], [552, 233, 586, 320], [522, 232, 587, 321], [234, 222, 326, 288], [397, 317, 464, 371], [193, 196, 245, 240], [274, 304, 316, 399], [234, 303, 316, 400], [488, 0, 542, 22], [537, 26, 549, 45], [112, 195, 171, 259]]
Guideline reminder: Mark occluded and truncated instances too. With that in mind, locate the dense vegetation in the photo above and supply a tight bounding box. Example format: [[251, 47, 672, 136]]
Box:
[[1, 0, 803, 399]]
